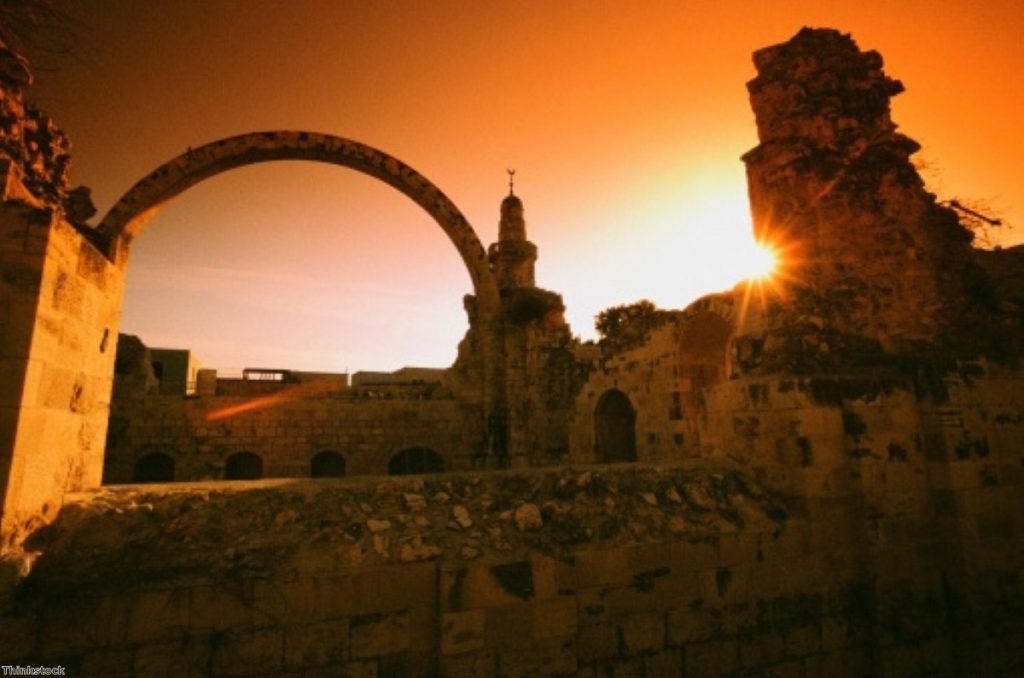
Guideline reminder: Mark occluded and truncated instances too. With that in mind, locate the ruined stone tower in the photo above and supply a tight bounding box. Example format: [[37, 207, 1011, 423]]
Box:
[[488, 190, 538, 292], [737, 28, 997, 373]]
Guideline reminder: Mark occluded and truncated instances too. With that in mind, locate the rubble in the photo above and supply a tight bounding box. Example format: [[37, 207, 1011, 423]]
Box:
[[17, 463, 785, 598]]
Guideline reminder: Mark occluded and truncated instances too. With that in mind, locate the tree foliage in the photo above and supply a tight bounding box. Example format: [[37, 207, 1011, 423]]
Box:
[[595, 300, 677, 352], [503, 287, 565, 325]]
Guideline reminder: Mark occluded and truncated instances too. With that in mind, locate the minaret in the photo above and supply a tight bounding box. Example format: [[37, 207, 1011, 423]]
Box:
[[489, 169, 537, 291]]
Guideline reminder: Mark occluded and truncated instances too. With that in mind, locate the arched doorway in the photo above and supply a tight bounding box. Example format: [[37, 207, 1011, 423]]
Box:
[[388, 447, 444, 475], [132, 452, 175, 483], [310, 450, 346, 478], [595, 389, 637, 463], [224, 451, 263, 480]]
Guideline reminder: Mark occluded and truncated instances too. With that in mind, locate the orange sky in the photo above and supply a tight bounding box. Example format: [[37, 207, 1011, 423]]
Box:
[[32, 0, 1024, 373]]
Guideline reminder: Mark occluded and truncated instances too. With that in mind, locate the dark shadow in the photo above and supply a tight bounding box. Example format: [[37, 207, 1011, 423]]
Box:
[[388, 447, 444, 475], [310, 450, 346, 478], [595, 389, 637, 462], [224, 451, 263, 480], [132, 452, 175, 483]]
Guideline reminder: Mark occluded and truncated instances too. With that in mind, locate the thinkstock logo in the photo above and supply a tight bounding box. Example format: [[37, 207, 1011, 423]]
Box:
[[1, 668, 66, 676]]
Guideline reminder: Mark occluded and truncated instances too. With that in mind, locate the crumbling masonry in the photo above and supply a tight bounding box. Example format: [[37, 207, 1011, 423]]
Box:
[[1, 27, 1023, 677]]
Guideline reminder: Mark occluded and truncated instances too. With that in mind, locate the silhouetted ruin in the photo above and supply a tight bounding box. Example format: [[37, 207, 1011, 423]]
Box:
[[1, 28, 1023, 677]]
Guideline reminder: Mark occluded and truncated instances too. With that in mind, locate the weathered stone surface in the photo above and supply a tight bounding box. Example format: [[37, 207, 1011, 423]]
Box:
[[738, 27, 1010, 372], [1, 26, 1024, 678], [14, 464, 783, 599]]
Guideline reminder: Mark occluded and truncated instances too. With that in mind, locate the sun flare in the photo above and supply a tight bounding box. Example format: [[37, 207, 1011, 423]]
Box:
[[744, 241, 779, 282]]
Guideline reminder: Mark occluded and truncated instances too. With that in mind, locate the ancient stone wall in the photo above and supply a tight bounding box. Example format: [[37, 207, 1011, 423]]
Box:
[[0, 463, 851, 675], [5, 449, 1023, 675], [700, 366, 1024, 674], [569, 296, 736, 464], [0, 174, 124, 550], [0, 40, 126, 551], [104, 384, 480, 484]]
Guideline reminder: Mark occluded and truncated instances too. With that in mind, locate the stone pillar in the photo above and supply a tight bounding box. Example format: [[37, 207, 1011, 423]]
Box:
[[0, 170, 124, 551]]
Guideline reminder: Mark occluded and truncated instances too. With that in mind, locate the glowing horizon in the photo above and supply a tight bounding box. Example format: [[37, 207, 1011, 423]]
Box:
[[28, 2, 1023, 373]]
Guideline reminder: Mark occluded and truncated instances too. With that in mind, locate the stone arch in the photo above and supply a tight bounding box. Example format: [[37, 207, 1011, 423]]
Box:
[[594, 389, 637, 463], [224, 451, 263, 480], [132, 452, 175, 483], [94, 131, 498, 310], [388, 447, 444, 476], [678, 292, 737, 329], [310, 450, 346, 478], [678, 292, 739, 378]]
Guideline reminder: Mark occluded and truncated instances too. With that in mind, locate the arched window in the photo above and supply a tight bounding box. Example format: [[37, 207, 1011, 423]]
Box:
[[133, 452, 175, 483], [595, 389, 637, 463], [388, 447, 444, 475], [224, 451, 263, 480], [310, 450, 346, 478]]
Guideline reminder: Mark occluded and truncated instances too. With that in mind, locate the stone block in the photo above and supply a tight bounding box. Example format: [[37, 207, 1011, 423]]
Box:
[[656, 568, 703, 608], [443, 561, 533, 611], [79, 649, 133, 678], [441, 653, 495, 678], [343, 568, 395, 615], [744, 563, 783, 598], [350, 611, 410, 659], [666, 607, 716, 646], [484, 602, 534, 650], [128, 589, 190, 644], [210, 629, 285, 676], [802, 650, 844, 677], [618, 612, 664, 655], [720, 600, 770, 637], [919, 635, 955, 674], [574, 548, 632, 589], [495, 639, 576, 677], [283, 619, 349, 670], [881, 643, 923, 677], [189, 584, 254, 632], [626, 542, 672, 574], [763, 658, 806, 677], [821, 617, 848, 652], [553, 557, 576, 593], [253, 578, 318, 624], [134, 637, 212, 678], [441, 610, 485, 656], [332, 659, 378, 678], [719, 533, 760, 568], [576, 587, 609, 627], [577, 623, 619, 661], [644, 649, 683, 677], [392, 605, 432, 653], [739, 631, 786, 668], [784, 625, 821, 657], [531, 554, 559, 600], [379, 650, 437, 678], [669, 539, 717, 572], [377, 562, 437, 611], [685, 639, 738, 677], [604, 579, 670, 616], [533, 596, 577, 640]]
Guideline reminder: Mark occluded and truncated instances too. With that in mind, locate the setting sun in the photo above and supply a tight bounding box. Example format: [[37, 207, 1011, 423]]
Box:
[[744, 241, 779, 282]]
